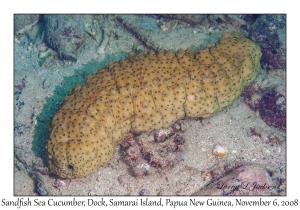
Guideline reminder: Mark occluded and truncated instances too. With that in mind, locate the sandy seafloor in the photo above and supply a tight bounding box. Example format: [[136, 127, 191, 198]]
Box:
[[13, 14, 286, 196]]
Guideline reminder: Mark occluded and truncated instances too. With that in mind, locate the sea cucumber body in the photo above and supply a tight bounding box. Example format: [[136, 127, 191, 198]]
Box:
[[46, 32, 262, 178]]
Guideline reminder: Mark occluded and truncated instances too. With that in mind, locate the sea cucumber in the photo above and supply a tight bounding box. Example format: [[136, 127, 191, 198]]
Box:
[[46, 32, 262, 178]]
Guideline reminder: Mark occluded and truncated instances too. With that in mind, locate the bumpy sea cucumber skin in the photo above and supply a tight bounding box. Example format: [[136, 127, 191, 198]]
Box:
[[46, 32, 262, 178]]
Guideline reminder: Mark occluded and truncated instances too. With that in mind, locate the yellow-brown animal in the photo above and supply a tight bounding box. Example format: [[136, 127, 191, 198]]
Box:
[[46, 32, 262, 178]]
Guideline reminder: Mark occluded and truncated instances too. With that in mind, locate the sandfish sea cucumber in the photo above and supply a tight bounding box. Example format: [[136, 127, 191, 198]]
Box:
[[46, 32, 262, 178]]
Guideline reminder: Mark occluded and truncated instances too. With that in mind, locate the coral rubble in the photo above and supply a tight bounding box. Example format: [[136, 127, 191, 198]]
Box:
[[46, 32, 262, 178], [121, 123, 185, 176]]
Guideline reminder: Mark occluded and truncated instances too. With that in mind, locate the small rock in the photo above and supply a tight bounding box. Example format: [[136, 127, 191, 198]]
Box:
[[53, 179, 66, 188], [139, 188, 150, 196], [213, 145, 227, 157], [132, 163, 150, 176], [181, 154, 187, 161], [96, 176, 102, 182]]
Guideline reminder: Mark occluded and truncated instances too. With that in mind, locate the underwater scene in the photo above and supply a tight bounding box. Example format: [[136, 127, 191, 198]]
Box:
[[14, 14, 286, 196]]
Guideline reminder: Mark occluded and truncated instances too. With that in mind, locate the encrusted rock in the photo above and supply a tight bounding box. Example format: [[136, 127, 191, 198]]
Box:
[[193, 163, 283, 196], [243, 69, 286, 131], [43, 15, 93, 61], [250, 14, 286, 70]]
